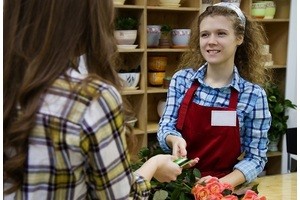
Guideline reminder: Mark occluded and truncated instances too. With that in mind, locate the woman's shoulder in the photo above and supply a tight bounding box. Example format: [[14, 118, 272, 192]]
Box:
[[54, 74, 122, 106], [238, 78, 267, 97], [173, 68, 196, 79]]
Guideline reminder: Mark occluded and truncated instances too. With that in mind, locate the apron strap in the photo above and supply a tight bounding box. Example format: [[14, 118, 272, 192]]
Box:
[[176, 81, 200, 130], [228, 88, 239, 109]]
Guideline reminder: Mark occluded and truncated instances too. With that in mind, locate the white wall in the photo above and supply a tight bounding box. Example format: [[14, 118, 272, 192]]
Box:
[[281, 0, 297, 173]]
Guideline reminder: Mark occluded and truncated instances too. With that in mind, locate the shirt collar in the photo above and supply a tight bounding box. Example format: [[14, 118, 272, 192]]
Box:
[[191, 63, 241, 92]]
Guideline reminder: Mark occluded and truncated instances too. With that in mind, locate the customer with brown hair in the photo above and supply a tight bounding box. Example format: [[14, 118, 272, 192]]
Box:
[[158, 3, 271, 188], [3, 0, 183, 199]]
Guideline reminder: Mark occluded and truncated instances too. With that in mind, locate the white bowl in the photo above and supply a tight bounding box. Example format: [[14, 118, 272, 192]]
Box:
[[114, 30, 137, 45], [118, 72, 140, 88], [171, 29, 191, 47]]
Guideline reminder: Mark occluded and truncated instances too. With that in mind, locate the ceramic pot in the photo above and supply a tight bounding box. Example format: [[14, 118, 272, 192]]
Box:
[[263, 1, 276, 19], [148, 56, 167, 72], [171, 29, 191, 47], [114, 30, 137, 45], [268, 139, 279, 152], [148, 72, 165, 86], [147, 25, 161, 47], [118, 72, 140, 89], [251, 2, 267, 19]]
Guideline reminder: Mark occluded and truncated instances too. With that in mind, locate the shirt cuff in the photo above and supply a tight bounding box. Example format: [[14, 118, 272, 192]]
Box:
[[234, 159, 264, 183]]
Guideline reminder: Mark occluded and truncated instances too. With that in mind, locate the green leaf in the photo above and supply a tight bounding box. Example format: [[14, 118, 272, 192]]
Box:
[[274, 104, 284, 113], [268, 95, 277, 102], [153, 190, 168, 200], [222, 189, 233, 196], [170, 189, 181, 200], [179, 192, 186, 200], [193, 168, 201, 179]]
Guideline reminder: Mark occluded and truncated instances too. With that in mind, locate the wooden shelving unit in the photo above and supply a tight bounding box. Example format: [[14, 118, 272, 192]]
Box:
[[114, 0, 291, 175]]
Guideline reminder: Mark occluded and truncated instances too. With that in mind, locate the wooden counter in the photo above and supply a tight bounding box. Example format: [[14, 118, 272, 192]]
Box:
[[255, 173, 297, 200]]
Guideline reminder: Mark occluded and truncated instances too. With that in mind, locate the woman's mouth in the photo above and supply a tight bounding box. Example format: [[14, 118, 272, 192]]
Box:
[[207, 50, 220, 55]]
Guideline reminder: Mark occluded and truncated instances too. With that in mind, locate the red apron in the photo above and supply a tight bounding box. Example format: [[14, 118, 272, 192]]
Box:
[[176, 81, 241, 178]]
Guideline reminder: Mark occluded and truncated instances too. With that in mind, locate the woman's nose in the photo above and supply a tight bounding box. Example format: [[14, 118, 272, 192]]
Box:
[[208, 35, 217, 44]]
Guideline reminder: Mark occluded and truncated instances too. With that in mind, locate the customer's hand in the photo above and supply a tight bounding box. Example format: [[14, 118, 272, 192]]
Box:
[[166, 135, 187, 157], [152, 154, 182, 182]]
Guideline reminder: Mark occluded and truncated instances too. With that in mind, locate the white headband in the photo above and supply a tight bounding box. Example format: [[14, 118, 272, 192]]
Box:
[[213, 2, 246, 27]]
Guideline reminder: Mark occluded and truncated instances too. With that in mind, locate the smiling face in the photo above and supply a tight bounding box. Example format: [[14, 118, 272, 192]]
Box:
[[199, 15, 243, 68]]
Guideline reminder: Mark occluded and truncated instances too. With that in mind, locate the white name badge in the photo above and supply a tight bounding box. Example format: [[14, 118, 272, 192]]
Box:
[[211, 110, 237, 126]]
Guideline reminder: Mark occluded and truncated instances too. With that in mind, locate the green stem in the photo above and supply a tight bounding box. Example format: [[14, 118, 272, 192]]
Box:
[[182, 182, 192, 190]]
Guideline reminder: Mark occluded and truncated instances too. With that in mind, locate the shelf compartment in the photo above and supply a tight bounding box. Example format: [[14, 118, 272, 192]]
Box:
[[264, 22, 289, 66], [147, 87, 168, 93], [147, 121, 159, 134], [147, 10, 198, 30], [267, 151, 282, 157], [147, 93, 167, 130]]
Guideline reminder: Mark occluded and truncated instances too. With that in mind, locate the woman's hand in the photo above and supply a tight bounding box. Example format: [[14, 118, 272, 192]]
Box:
[[166, 135, 187, 157], [152, 155, 182, 182], [196, 175, 213, 184], [182, 157, 200, 169]]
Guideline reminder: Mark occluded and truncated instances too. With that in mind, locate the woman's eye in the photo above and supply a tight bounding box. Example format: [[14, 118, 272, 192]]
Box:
[[200, 33, 209, 38], [218, 32, 226, 36]]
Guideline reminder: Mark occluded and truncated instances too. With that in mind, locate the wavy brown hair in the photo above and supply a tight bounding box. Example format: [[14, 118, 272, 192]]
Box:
[[179, 5, 272, 85], [4, 0, 135, 194]]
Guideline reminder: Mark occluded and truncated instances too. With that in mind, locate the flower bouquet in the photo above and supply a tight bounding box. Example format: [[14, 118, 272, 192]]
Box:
[[192, 177, 266, 200], [132, 144, 266, 200]]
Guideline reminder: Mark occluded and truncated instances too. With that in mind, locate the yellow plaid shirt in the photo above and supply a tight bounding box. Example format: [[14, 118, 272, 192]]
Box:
[[6, 68, 151, 200]]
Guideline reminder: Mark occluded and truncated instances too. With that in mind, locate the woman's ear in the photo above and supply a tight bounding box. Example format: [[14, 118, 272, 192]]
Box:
[[236, 35, 244, 46]]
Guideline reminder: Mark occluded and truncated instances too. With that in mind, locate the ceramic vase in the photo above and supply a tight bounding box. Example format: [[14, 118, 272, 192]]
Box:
[[147, 25, 161, 47], [114, 30, 137, 45], [268, 139, 279, 152]]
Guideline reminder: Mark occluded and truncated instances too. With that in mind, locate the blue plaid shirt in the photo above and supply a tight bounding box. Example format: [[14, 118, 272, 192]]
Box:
[[157, 64, 271, 183]]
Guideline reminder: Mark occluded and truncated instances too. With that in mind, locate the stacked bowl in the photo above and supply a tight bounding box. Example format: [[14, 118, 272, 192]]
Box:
[[148, 56, 167, 86]]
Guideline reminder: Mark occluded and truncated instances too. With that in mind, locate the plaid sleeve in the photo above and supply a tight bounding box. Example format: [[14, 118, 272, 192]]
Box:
[[80, 85, 133, 199], [130, 173, 152, 199], [80, 85, 151, 199]]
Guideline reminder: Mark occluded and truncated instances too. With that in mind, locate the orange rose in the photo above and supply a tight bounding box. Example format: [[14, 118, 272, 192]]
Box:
[[206, 180, 224, 195], [242, 190, 266, 200], [192, 184, 210, 200]]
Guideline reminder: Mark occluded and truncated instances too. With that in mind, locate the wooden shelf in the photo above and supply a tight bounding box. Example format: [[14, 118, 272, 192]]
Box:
[[117, 48, 145, 53], [267, 151, 282, 157], [120, 89, 145, 95], [115, 0, 291, 175], [265, 65, 286, 69], [147, 6, 200, 12], [147, 121, 159, 134], [147, 87, 167, 93], [133, 128, 146, 135]]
